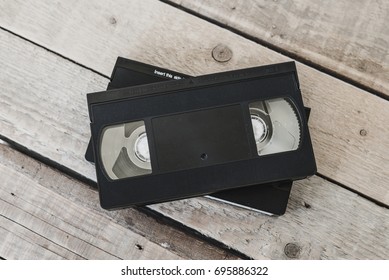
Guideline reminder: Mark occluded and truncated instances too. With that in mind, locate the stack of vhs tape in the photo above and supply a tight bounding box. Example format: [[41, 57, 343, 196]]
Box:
[[86, 57, 316, 215]]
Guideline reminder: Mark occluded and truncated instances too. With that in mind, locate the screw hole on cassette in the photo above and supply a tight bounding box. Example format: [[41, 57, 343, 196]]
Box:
[[200, 153, 208, 160]]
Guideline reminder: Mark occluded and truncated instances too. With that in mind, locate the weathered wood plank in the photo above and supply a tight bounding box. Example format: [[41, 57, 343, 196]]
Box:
[[0, 159, 182, 260], [0, 33, 388, 260], [0, 143, 240, 260], [0, 0, 388, 205], [167, 0, 389, 97], [0, 222, 67, 260], [2, 142, 387, 260], [0, 0, 388, 259], [151, 176, 389, 259]]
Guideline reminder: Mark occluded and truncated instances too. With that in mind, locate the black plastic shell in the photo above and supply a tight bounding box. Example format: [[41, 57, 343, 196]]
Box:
[[87, 61, 316, 209]]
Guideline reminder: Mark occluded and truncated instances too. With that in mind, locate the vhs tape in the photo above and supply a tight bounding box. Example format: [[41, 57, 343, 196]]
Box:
[[85, 58, 312, 215], [85, 58, 313, 214], [87, 60, 316, 209]]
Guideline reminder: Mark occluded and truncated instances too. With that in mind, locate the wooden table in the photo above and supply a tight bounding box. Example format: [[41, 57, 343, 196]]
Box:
[[0, 0, 388, 259]]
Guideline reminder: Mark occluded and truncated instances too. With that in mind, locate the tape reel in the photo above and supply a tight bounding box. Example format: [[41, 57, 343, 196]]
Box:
[[250, 98, 301, 155], [100, 121, 152, 179]]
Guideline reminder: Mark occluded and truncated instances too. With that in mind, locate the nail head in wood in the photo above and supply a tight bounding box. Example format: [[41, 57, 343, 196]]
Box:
[[284, 243, 301, 258], [212, 44, 232, 62], [360, 129, 367, 136], [303, 202, 311, 209], [109, 17, 117, 25]]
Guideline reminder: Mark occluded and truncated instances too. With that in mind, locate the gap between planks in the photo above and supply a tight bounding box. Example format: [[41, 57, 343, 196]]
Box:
[[0, 164, 181, 260], [165, 0, 389, 100], [0, 26, 110, 80], [0, 143, 241, 260]]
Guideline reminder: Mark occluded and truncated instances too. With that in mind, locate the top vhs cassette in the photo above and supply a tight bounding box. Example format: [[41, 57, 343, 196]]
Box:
[[87, 61, 316, 209], [85, 57, 312, 215]]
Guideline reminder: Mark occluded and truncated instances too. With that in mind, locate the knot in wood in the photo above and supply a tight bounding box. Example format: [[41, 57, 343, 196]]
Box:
[[109, 17, 117, 25], [284, 243, 301, 258], [212, 44, 232, 62]]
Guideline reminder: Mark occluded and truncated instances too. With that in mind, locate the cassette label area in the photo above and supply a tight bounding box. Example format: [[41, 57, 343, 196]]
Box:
[[152, 104, 250, 172]]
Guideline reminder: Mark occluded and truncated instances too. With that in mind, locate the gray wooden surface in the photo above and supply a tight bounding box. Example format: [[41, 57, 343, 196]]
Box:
[[0, 0, 388, 259], [168, 0, 389, 97], [0, 142, 240, 260]]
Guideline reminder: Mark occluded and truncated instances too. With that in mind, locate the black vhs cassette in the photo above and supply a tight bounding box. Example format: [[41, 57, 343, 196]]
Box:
[[85, 58, 311, 214], [86, 58, 313, 215], [87, 60, 316, 209]]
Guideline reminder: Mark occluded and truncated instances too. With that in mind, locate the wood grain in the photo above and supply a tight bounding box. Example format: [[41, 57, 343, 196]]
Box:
[[0, 221, 69, 260], [0, 143, 240, 260], [0, 0, 388, 259], [0, 33, 388, 260], [151, 176, 389, 259], [167, 0, 389, 97], [0, 0, 388, 205], [0, 163, 182, 260]]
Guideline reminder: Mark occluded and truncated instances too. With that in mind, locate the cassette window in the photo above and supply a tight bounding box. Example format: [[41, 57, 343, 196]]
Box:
[[249, 98, 301, 156], [100, 120, 152, 180]]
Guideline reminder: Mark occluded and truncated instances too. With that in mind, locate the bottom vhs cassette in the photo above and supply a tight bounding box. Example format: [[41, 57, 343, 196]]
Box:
[[87, 59, 316, 209]]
